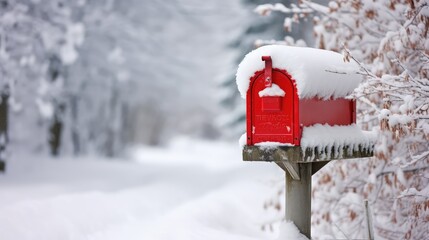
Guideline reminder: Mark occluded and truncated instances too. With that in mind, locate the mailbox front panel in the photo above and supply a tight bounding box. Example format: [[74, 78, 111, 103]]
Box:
[[247, 69, 299, 145]]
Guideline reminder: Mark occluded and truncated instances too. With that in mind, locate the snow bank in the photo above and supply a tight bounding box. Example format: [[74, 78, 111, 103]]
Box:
[[129, 136, 242, 171], [301, 124, 376, 160], [236, 45, 362, 99], [0, 142, 281, 240], [276, 221, 308, 240]]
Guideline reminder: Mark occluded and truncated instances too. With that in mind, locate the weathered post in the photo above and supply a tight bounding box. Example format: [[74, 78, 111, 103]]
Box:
[[285, 163, 311, 237], [237, 45, 375, 239], [243, 145, 372, 239]]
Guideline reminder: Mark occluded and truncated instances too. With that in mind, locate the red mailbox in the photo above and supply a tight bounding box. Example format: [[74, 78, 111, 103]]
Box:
[[240, 47, 373, 240], [246, 56, 356, 146]]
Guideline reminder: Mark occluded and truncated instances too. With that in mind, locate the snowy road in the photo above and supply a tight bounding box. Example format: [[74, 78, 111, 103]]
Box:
[[0, 139, 284, 240]]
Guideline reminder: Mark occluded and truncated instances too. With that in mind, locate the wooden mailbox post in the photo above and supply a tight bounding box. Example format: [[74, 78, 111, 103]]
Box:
[[237, 45, 375, 239]]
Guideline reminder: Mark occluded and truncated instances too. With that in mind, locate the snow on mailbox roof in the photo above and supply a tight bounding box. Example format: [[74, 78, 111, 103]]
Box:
[[236, 45, 362, 99]]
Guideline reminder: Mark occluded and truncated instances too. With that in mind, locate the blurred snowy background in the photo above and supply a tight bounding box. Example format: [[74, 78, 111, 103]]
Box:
[[2, 0, 428, 239], [0, 0, 315, 158], [0, 0, 311, 239]]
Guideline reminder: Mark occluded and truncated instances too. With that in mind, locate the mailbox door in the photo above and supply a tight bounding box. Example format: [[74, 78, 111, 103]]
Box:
[[247, 69, 299, 145]]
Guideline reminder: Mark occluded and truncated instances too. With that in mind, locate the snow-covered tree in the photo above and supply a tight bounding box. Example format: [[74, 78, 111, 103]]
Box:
[[254, 1, 429, 239], [0, 0, 86, 161], [0, 1, 46, 162], [62, 0, 130, 156], [64, 0, 235, 155], [0, 0, 147, 158]]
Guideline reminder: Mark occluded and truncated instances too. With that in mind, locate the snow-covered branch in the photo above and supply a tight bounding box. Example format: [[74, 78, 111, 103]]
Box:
[[255, 0, 429, 238]]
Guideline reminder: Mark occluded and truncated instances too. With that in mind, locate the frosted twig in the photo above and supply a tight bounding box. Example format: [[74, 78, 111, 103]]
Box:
[[342, 45, 376, 79], [333, 221, 351, 240], [403, 3, 428, 28], [325, 69, 347, 74], [376, 165, 429, 178]]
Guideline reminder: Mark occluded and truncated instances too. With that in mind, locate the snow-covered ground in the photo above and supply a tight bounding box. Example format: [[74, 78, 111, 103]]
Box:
[[0, 138, 289, 240]]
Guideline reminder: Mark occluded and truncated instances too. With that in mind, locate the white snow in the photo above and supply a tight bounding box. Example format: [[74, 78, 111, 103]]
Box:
[[284, 18, 293, 32], [236, 45, 362, 100], [378, 109, 391, 120], [0, 138, 289, 240], [328, 1, 339, 10], [388, 114, 413, 127], [60, 42, 78, 65], [128, 136, 242, 171], [239, 133, 247, 149], [259, 83, 286, 97], [67, 23, 85, 47], [60, 23, 85, 65], [276, 221, 308, 240], [254, 3, 312, 16], [254, 4, 289, 16], [108, 47, 125, 65], [396, 168, 407, 187], [300, 124, 376, 160], [399, 95, 414, 114], [255, 142, 294, 150], [35, 98, 54, 119]]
